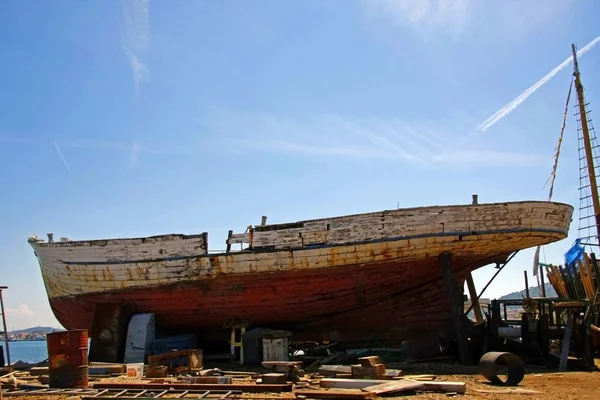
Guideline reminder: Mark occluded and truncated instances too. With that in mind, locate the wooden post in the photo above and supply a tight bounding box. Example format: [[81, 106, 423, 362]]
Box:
[[0, 286, 10, 369], [590, 253, 600, 287], [226, 230, 233, 253], [465, 272, 483, 325], [572, 44, 600, 244], [439, 252, 473, 365], [540, 267, 547, 297], [538, 313, 550, 363], [590, 253, 600, 326], [201, 232, 209, 255], [559, 312, 573, 372], [584, 324, 594, 371], [524, 271, 530, 298]]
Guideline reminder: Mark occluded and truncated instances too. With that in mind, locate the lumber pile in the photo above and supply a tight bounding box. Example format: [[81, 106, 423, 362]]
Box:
[[307, 356, 466, 397], [545, 252, 599, 300], [1, 354, 469, 399]]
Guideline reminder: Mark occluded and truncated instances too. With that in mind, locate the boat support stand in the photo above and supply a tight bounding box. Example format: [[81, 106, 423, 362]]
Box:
[[439, 252, 474, 365]]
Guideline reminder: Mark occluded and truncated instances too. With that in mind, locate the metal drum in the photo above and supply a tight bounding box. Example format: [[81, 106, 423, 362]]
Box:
[[479, 351, 525, 386], [47, 329, 89, 388]]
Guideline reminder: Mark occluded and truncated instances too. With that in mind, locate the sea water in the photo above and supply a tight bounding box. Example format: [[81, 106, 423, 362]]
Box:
[[2, 341, 49, 364]]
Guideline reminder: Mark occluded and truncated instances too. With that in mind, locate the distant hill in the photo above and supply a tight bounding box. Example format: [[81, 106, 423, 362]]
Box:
[[498, 282, 557, 300], [10, 326, 64, 334]]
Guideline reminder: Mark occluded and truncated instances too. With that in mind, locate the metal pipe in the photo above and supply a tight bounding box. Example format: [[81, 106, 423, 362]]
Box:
[[479, 351, 525, 386]]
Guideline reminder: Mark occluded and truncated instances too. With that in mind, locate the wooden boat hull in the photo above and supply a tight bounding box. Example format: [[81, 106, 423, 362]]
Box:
[[28, 200, 573, 341]]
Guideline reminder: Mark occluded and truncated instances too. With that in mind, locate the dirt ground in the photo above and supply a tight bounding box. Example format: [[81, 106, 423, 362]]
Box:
[[3, 361, 600, 400], [381, 359, 600, 400], [400, 370, 599, 399]]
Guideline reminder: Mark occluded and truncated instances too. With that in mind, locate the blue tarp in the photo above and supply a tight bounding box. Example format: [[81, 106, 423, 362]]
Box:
[[565, 238, 585, 268]]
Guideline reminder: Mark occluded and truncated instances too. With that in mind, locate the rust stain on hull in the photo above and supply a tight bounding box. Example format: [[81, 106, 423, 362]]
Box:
[[48, 257, 473, 341], [47, 251, 527, 341], [27, 200, 574, 342]]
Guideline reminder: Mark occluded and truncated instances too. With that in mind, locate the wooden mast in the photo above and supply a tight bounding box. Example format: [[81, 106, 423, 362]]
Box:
[[572, 43, 600, 245]]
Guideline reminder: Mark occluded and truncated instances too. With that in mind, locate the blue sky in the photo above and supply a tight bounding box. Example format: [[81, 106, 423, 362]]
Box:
[[1, 0, 599, 330]]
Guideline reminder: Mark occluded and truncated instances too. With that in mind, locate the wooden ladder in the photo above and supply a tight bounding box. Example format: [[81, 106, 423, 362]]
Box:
[[0, 286, 10, 370], [4, 388, 242, 399], [85, 389, 241, 399]]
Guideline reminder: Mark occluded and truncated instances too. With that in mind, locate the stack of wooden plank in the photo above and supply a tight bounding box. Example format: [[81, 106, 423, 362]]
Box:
[[545, 253, 599, 300], [313, 357, 465, 396]]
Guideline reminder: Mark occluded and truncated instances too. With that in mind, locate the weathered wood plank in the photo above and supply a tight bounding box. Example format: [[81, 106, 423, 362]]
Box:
[[294, 390, 375, 400], [420, 381, 467, 394], [227, 202, 571, 249], [362, 380, 424, 394], [37, 229, 566, 297], [320, 378, 389, 389], [30, 202, 572, 303]]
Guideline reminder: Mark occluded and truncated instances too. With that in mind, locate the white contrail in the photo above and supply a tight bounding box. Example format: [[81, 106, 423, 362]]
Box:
[[476, 35, 600, 133], [54, 141, 71, 172]]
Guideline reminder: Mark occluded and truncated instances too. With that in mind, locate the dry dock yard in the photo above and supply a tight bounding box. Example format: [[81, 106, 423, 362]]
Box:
[[4, 234, 600, 400], [1, 356, 600, 400], [3, 262, 600, 400]]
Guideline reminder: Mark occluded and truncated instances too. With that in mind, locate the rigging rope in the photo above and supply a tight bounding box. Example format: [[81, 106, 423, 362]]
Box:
[[544, 76, 574, 198], [533, 76, 574, 277]]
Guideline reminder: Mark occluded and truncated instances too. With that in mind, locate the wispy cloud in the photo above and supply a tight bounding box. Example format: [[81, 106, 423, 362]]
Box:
[[367, 0, 475, 39], [121, 0, 150, 98], [121, 0, 150, 167], [129, 139, 141, 168], [476, 35, 600, 133], [53, 141, 71, 172], [0, 133, 39, 146], [204, 110, 542, 169], [365, 0, 574, 39], [62, 138, 192, 157], [3, 135, 192, 160], [122, 45, 149, 98]]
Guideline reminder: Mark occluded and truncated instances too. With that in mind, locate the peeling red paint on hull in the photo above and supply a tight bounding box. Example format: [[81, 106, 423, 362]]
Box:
[[28, 200, 574, 342], [50, 253, 501, 341]]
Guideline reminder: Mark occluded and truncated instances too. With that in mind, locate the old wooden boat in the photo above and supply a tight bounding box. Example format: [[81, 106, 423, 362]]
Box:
[[28, 199, 573, 342]]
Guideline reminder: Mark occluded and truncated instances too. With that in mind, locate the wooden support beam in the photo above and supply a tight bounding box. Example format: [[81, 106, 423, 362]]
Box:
[[466, 272, 483, 325], [362, 380, 424, 395], [559, 312, 574, 372], [439, 252, 473, 365], [590, 253, 600, 292], [296, 390, 375, 400], [540, 266, 547, 297], [320, 378, 389, 389], [464, 251, 519, 316], [524, 271, 530, 298], [420, 381, 467, 394], [226, 230, 233, 253]]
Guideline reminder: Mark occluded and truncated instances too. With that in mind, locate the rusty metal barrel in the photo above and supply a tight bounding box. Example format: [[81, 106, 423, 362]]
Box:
[[47, 329, 89, 388], [479, 351, 525, 386]]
